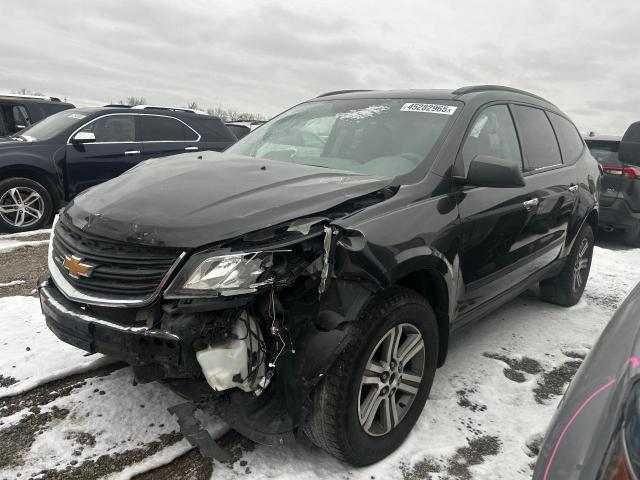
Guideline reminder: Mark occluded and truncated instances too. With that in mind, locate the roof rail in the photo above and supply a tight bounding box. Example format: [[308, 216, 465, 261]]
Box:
[[130, 105, 208, 115], [0, 93, 62, 102], [103, 104, 132, 108], [452, 85, 554, 105], [226, 119, 267, 125], [316, 89, 373, 98]]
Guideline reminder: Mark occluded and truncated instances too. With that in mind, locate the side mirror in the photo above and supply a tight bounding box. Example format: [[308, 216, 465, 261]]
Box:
[[619, 121, 640, 167], [456, 154, 525, 188], [71, 131, 96, 144]]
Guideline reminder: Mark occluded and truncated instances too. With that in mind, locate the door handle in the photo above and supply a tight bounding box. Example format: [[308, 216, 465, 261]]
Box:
[[124, 150, 141, 156], [569, 185, 578, 193], [523, 198, 539, 210], [184, 146, 198, 151]]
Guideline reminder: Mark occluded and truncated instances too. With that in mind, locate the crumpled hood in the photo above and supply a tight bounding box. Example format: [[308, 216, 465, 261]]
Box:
[[63, 152, 394, 249]]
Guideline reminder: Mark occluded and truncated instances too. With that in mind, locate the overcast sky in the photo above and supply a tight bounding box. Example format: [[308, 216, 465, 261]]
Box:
[[1, 0, 638, 134]]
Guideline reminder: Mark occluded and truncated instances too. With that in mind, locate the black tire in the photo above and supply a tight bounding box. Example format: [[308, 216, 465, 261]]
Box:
[[540, 223, 594, 307], [623, 222, 640, 248], [0, 177, 53, 233], [303, 287, 438, 465]]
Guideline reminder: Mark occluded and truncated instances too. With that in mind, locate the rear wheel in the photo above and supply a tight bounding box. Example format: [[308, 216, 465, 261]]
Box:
[[303, 287, 438, 465], [540, 223, 594, 306], [623, 222, 640, 248], [0, 177, 53, 233]]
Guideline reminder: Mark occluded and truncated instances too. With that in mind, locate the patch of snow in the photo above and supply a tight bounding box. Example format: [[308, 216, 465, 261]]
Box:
[[105, 442, 193, 480], [0, 296, 114, 398], [0, 238, 49, 253], [0, 280, 25, 287], [336, 105, 390, 121], [0, 368, 202, 479], [0, 228, 51, 239]]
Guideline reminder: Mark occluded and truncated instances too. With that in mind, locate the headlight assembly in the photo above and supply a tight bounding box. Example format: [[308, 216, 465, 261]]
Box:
[[164, 250, 289, 298]]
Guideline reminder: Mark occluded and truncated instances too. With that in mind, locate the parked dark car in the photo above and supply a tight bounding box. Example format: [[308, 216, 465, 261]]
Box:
[[533, 283, 640, 479], [225, 120, 266, 140], [0, 105, 236, 232], [0, 94, 74, 138], [585, 129, 640, 246], [38, 86, 600, 465]]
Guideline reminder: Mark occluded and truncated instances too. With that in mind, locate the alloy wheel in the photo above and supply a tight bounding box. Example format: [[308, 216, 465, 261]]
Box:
[[0, 187, 45, 228], [573, 237, 590, 292], [357, 323, 426, 437]]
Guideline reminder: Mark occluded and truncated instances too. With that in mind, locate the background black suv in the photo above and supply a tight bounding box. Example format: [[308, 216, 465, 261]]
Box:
[[0, 105, 237, 232], [0, 94, 74, 137], [585, 132, 640, 246]]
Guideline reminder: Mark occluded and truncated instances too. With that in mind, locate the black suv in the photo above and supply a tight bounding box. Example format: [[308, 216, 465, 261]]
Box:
[[0, 94, 74, 137], [0, 105, 236, 232], [39, 86, 600, 465], [585, 131, 640, 246]]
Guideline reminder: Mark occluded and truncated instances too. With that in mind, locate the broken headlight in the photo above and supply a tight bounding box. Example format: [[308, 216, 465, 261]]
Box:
[[164, 250, 288, 298]]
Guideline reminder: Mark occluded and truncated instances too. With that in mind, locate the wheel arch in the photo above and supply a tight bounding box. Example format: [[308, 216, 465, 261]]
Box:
[[0, 165, 61, 209], [390, 257, 454, 368]]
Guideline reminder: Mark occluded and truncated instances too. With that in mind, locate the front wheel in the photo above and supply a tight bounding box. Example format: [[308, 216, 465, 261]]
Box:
[[540, 223, 594, 307], [303, 287, 438, 465], [0, 177, 53, 233]]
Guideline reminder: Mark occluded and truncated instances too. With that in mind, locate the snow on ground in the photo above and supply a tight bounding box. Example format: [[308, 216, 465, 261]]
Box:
[[0, 241, 638, 479], [0, 296, 113, 398], [0, 229, 51, 252]]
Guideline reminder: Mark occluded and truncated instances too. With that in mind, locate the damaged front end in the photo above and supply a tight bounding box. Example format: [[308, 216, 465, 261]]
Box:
[[39, 191, 392, 457]]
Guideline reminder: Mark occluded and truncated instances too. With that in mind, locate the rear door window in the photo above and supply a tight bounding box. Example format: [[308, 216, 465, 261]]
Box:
[[511, 105, 562, 172], [461, 104, 522, 174], [79, 115, 136, 142], [548, 113, 585, 164], [140, 115, 197, 141]]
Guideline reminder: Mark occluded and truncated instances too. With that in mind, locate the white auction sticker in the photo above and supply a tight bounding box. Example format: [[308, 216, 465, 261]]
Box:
[[400, 103, 457, 115]]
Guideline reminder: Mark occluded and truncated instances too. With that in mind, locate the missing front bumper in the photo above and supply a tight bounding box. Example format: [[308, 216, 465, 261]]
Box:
[[38, 278, 191, 377]]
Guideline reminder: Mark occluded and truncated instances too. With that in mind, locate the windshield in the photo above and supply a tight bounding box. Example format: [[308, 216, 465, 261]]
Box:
[[14, 109, 89, 141], [227, 99, 459, 179]]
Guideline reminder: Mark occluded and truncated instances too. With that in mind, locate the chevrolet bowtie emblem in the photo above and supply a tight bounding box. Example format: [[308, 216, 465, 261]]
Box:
[[62, 255, 95, 279]]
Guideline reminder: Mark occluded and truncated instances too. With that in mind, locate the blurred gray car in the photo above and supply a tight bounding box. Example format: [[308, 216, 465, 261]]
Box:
[[533, 281, 640, 479]]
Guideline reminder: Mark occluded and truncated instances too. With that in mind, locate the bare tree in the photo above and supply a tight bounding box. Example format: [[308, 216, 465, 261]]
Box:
[[125, 96, 147, 106], [12, 88, 44, 96], [186, 101, 200, 110], [206, 105, 266, 122]]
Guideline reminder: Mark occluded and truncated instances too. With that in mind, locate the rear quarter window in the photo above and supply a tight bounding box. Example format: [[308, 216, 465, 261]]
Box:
[[192, 118, 237, 142], [548, 113, 585, 164], [511, 105, 562, 172]]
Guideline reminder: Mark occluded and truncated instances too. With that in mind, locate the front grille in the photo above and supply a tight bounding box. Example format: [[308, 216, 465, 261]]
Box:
[[51, 219, 181, 297]]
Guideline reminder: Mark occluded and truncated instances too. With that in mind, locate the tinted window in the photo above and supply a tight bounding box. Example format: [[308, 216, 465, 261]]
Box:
[[79, 115, 136, 142], [549, 113, 584, 164], [226, 124, 250, 140], [141, 116, 197, 141], [461, 105, 522, 174], [0, 105, 31, 133], [511, 105, 562, 171], [586, 140, 621, 167]]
